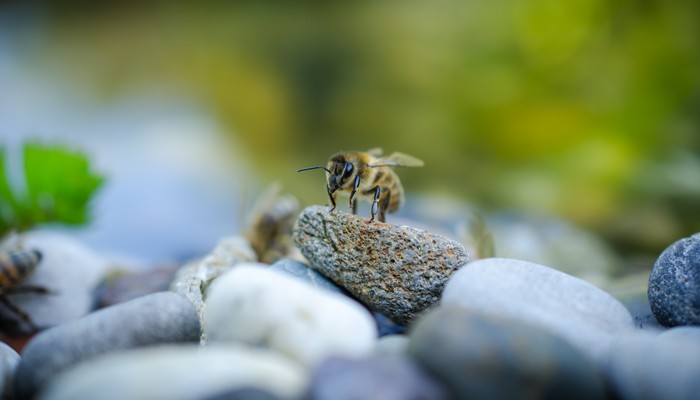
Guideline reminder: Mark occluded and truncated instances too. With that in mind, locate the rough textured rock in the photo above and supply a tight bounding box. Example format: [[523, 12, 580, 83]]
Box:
[[441, 258, 634, 364], [605, 328, 700, 400], [15, 292, 200, 399], [37, 345, 305, 400], [293, 205, 469, 324], [170, 235, 256, 331], [306, 355, 449, 400], [204, 264, 377, 367], [408, 306, 607, 400], [648, 233, 700, 327]]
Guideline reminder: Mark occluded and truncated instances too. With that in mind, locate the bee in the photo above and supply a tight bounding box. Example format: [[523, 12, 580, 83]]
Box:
[[0, 248, 48, 332], [298, 148, 424, 223]]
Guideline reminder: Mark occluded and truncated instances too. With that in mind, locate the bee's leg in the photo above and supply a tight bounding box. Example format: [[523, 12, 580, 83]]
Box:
[[369, 186, 381, 223], [12, 285, 52, 295], [326, 185, 337, 211], [349, 175, 361, 213], [0, 296, 39, 332], [378, 191, 390, 223]]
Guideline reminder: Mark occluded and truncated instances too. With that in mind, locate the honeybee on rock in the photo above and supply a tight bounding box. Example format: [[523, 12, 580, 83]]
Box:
[[298, 148, 424, 223], [0, 248, 48, 332]]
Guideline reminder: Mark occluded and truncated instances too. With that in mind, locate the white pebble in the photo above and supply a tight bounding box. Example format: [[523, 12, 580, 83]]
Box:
[[204, 264, 377, 367]]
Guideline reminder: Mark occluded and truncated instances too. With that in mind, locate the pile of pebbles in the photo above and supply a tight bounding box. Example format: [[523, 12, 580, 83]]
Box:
[[1, 206, 699, 399]]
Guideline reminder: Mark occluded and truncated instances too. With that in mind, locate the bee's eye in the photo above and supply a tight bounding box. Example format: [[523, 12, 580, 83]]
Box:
[[343, 162, 354, 178]]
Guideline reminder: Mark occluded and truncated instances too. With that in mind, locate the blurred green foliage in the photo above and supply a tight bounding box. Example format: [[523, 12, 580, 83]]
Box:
[[0, 143, 105, 236], [8, 0, 700, 255]]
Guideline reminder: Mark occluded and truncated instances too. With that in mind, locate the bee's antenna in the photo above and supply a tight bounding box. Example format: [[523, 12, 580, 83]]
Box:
[[297, 166, 332, 173]]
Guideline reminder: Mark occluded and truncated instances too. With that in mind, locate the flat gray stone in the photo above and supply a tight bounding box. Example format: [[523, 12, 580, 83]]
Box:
[[15, 291, 200, 399], [441, 258, 634, 364], [408, 306, 607, 400], [293, 205, 469, 324], [306, 354, 449, 400]]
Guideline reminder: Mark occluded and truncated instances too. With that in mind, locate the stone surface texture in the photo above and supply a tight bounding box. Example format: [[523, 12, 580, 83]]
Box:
[[648, 233, 700, 327], [293, 205, 469, 324]]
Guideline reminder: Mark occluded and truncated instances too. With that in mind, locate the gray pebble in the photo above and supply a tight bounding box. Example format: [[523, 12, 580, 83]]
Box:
[[306, 355, 449, 400], [0, 342, 20, 400], [648, 233, 700, 327], [441, 258, 634, 364], [293, 205, 469, 324], [408, 306, 607, 400], [606, 328, 700, 400], [15, 291, 200, 399]]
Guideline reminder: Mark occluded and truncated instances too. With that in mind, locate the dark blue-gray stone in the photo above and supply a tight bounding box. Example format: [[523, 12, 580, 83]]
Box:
[[306, 355, 449, 400], [14, 291, 200, 399], [407, 305, 607, 400], [648, 233, 700, 327]]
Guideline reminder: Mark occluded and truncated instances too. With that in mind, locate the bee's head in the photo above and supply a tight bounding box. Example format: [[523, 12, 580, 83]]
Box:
[[327, 156, 354, 193]]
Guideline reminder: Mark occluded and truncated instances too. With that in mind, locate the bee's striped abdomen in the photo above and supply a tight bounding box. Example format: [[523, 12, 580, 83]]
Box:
[[0, 250, 42, 294]]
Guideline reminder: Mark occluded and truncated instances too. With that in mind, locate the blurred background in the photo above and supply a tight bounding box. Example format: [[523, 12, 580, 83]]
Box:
[[1, 1, 698, 275]]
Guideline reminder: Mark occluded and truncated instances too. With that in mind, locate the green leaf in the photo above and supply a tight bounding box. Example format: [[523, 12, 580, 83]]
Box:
[[21, 143, 105, 229], [0, 147, 17, 234]]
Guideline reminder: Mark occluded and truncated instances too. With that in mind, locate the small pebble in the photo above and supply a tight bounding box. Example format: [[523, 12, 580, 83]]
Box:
[[408, 305, 607, 400], [15, 291, 200, 399], [204, 264, 377, 367], [37, 344, 305, 400], [293, 205, 469, 325], [306, 355, 449, 400], [648, 233, 700, 327], [605, 327, 700, 400], [441, 258, 634, 364], [0, 342, 20, 400]]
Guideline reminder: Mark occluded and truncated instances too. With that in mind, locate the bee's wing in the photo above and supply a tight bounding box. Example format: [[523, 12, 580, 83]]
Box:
[[365, 147, 384, 157], [368, 152, 424, 168]]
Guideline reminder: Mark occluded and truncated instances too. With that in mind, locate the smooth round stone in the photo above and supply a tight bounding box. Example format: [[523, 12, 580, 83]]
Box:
[[0, 232, 112, 334], [606, 328, 700, 400], [15, 291, 200, 399], [37, 345, 305, 400], [441, 258, 634, 363], [408, 306, 607, 400], [648, 233, 700, 327], [204, 264, 377, 367], [306, 355, 449, 400], [0, 342, 20, 400]]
